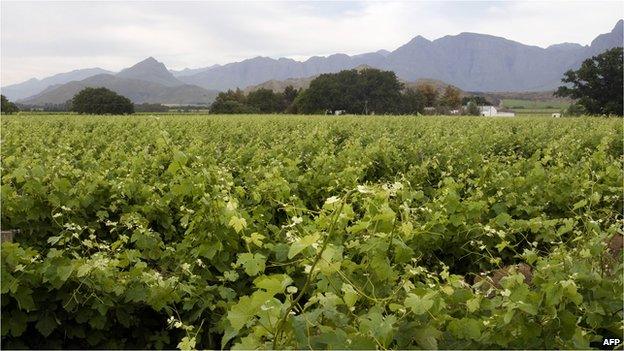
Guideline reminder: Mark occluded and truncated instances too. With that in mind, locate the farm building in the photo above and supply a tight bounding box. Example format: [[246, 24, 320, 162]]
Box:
[[480, 106, 497, 116], [479, 106, 515, 117]]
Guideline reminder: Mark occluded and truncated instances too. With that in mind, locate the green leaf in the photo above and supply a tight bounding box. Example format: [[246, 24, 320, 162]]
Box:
[[522, 248, 539, 265], [47, 236, 62, 246], [244, 232, 265, 247], [448, 317, 482, 340], [253, 274, 292, 295], [404, 293, 434, 315], [125, 285, 146, 303], [227, 291, 272, 331], [14, 286, 35, 311], [57, 265, 74, 283], [572, 199, 587, 210], [177, 336, 196, 350], [413, 326, 442, 349], [227, 296, 255, 331], [35, 314, 58, 337], [287, 232, 321, 259], [223, 270, 239, 282], [229, 216, 247, 233], [236, 253, 266, 276], [466, 296, 481, 313], [341, 283, 358, 308], [12, 168, 28, 182], [8, 310, 28, 336], [76, 263, 91, 277]]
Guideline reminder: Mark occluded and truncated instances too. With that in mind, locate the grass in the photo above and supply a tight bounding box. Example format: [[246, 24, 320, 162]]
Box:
[[501, 99, 570, 115]]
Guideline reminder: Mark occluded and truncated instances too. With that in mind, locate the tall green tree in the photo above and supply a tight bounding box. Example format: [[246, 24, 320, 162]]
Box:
[[213, 89, 246, 105], [210, 100, 256, 114], [1, 95, 19, 114], [247, 89, 283, 113], [399, 88, 425, 115], [210, 89, 255, 114], [555, 47, 623, 116], [294, 68, 403, 114], [282, 86, 300, 113], [70, 87, 134, 115]]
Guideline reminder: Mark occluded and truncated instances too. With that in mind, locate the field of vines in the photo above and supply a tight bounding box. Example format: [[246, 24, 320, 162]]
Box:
[[1, 114, 622, 349]]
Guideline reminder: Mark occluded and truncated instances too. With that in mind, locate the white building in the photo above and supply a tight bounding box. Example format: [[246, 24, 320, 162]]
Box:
[[479, 106, 497, 116], [479, 106, 515, 117]]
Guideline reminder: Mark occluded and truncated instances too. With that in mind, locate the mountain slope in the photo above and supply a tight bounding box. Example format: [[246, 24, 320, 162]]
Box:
[[2, 68, 112, 101], [19, 74, 218, 106], [587, 19, 623, 56], [116, 57, 183, 86], [170, 64, 221, 77]]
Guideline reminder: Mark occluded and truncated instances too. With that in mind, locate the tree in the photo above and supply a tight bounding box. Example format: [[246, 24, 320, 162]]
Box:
[[399, 88, 425, 115], [461, 96, 492, 106], [210, 89, 255, 114], [1, 95, 19, 114], [464, 101, 481, 116], [210, 100, 256, 114], [247, 88, 283, 113], [213, 89, 246, 105], [416, 83, 438, 107], [282, 86, 300, 113], [555, 47, 623, 116], [70, 87, 134, 114], [294, 68, 403, 114], [440, 85, 461, 109]]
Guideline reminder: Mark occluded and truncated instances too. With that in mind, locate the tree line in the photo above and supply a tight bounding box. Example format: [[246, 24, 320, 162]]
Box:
[[210, 69, 483, 115]]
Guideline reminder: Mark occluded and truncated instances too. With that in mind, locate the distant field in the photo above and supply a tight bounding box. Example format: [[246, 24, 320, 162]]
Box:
[[1, 114, 622, 349], [501, 98, 570, 115]]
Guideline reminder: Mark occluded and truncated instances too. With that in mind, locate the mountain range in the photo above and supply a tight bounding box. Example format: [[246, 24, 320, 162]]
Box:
[[177, 19, 622, 92], [3, 19, 622, 105], [17, 58, 219, 106]]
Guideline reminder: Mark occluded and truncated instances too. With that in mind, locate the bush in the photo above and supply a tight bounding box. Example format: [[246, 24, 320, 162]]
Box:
[[135, 103, 169, 113], [565, 103, 586, 116], [464, 101, 481, 116], [1, 95, 19, 114], [210, 100, 257, 114], [70, 88, 134, 115]]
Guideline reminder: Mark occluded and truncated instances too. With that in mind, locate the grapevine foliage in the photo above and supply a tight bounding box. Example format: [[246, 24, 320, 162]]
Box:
[[1, 115, 622, 349]]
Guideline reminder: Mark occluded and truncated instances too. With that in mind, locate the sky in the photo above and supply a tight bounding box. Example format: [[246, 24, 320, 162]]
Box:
[[1, 1, 623, 85]]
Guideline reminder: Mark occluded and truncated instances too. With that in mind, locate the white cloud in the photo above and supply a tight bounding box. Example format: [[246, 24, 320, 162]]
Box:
[[1, 1, 622, 85]]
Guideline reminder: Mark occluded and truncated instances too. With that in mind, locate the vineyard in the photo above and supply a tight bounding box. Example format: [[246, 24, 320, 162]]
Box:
[[1, 114, 622, 349]]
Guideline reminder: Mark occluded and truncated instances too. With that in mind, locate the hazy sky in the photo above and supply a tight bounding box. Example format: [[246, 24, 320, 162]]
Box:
[[1, 1, 623, 85]]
